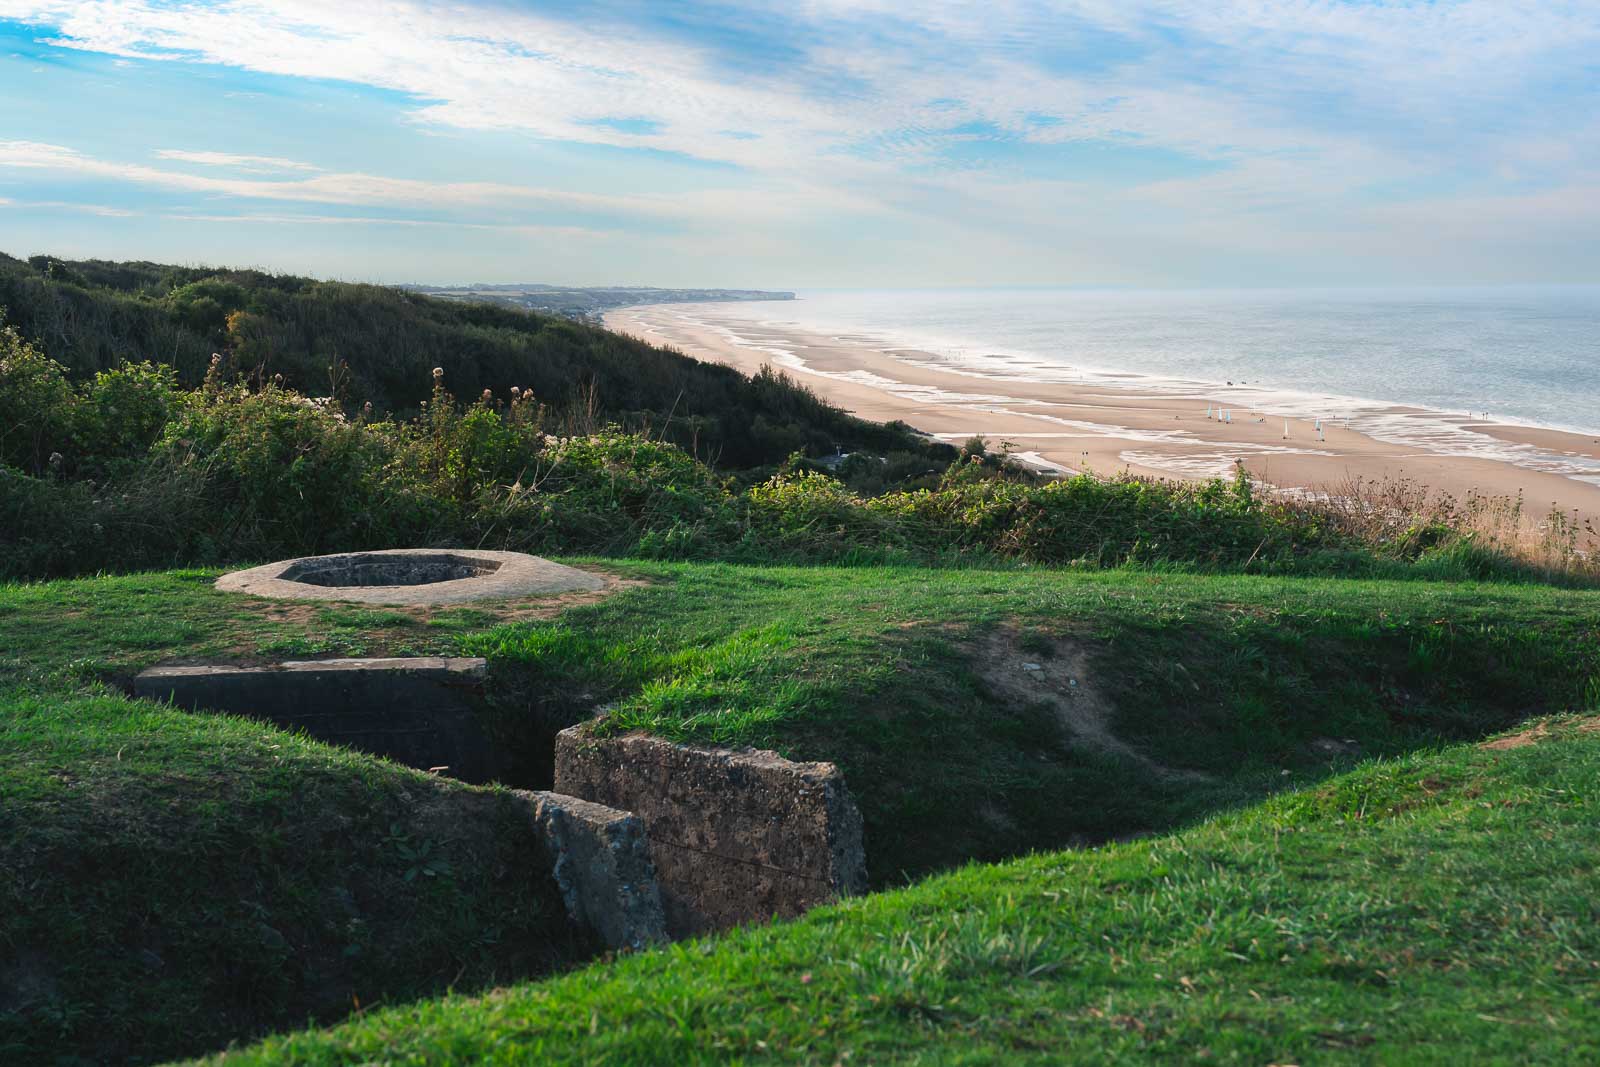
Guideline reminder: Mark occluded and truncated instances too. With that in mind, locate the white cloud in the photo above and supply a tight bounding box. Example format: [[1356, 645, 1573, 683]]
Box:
[[2, 1, 1597, 282], [164, 210, 606, 240], [0, 139, 675, 216], [0, 195, 138, 217], [9, 0, 1593, 196], [153, 149, 320, 173]]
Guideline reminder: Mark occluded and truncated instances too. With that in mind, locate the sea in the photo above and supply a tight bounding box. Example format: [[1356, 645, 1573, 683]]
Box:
[[721, 286, 1600, 438]]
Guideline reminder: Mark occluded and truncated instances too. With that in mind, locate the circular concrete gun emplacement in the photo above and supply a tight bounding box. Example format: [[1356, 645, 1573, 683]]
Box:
[[216, 549, 605, 606]]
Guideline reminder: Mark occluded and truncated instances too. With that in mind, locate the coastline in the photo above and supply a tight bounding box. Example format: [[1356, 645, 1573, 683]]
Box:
[[606, 301, 1600, 536]]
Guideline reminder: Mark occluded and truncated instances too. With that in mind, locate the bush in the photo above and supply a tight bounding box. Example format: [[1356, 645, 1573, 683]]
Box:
[[73, 361, 179, 476], [156, 382, 399, 557], [0, 462, 212, 578], [479, 432, 740, 556], [747, 468, 904, 557], [0, 323, 74, 475]]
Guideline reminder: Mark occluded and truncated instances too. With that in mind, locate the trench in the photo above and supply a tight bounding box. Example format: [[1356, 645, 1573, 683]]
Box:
[[132, 652, 867, 946]]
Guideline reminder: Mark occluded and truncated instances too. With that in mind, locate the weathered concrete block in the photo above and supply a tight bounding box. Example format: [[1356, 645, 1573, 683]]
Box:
[[554, 724, 867, 938], [133, 658, 499, 782], [518, 790, 666, 951]]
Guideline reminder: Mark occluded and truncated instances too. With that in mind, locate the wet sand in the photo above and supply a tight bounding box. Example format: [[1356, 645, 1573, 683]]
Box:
[[606, 302, 1600, 536]]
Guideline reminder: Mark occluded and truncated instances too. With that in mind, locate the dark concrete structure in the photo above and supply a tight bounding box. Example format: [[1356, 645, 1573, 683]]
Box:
[[133, 657, 501, 782], [553, 724, 867, 938], [519, 790, 667, 950]]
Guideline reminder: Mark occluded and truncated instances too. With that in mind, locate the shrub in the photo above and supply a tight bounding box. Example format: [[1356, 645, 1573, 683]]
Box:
[[0, 462, 212, 578], [0, 323, 75, 475], [156, 382, 398, 557], [747, 468, 903, 556], [73, 361, 179, 475], [480, 431, 740, 555]]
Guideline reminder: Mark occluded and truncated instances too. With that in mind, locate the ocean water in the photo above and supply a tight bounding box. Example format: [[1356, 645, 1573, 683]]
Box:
[[730, 287, 1600, 437]]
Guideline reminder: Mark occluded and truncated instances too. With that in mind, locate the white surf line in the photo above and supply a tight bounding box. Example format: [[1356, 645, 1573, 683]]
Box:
[[646, 304, 1600, 491]]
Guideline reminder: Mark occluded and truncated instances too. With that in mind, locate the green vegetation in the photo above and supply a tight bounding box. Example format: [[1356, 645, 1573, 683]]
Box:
[[203, 717, 1600, 1065], [462, 563, 1600, 881], [5, 253, 1598, 1064], [5, 312, 1574, 582], [0, 689, 585, 1065], [4, 562, 1597, 1064], [11, 252, 1593, 585], [0, 252, 937, 471]]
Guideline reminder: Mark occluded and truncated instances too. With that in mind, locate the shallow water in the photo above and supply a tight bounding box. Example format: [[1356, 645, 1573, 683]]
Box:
[[721, 286, 1600, 435]]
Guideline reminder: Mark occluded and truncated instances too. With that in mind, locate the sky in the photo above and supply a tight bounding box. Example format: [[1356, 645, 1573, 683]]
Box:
[[0, 1, 1597, 288]]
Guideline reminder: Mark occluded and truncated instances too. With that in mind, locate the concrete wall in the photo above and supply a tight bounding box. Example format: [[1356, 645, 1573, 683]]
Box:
[[554, 724, 867, 938], [517, 790, 666, 951], [134, 658, 501, 783]]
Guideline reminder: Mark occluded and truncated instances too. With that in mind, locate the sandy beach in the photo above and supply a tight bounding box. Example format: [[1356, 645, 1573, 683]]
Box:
[[607, 302, 1600, 537]]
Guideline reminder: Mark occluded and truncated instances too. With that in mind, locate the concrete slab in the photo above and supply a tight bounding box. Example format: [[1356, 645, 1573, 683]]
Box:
[[554, 724, 867, 938], [215, 549, 604, 606], [134, 657, 500, 781], [519, 790, 666, 951]]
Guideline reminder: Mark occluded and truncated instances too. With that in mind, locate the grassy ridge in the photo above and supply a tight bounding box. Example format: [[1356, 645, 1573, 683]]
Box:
[[466, 562, 1600, 881], [5, 563, 1597, 1063], [7, 560, 1598, 878], [199, 718, 1600, 1065], [0, 251, 933, 471], [0, 690, 587, 1065]]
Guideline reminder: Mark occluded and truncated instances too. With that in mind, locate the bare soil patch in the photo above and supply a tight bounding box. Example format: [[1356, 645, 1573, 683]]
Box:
[[973, 625, 1210, 783], [1480, 717, 1600, 751]]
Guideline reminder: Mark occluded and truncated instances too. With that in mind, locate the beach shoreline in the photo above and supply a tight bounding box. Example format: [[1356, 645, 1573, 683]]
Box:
[[605, 301, 1600, 537]]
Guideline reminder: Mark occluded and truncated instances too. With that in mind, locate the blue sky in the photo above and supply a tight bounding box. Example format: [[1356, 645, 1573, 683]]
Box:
[[0, 1, 1597, 287]]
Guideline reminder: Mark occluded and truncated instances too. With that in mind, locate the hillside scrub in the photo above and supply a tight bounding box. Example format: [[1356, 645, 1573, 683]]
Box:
[[0, 251, 939, 471], [3, 330, 1584, 582]]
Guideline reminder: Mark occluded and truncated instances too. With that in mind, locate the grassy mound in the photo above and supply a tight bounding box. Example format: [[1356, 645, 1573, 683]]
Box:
[[4, 561, 1597, 1064], [0, 691, 586, 1065], [467, 562, 1600, 881], [199, 717, 1600, 1064]]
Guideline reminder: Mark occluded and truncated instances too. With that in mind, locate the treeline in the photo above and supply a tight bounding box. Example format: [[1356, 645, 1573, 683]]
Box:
[[0, 252, 941, 472]]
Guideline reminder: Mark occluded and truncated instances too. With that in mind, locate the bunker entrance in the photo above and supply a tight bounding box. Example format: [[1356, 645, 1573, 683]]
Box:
[[280, 552, 502, 588]]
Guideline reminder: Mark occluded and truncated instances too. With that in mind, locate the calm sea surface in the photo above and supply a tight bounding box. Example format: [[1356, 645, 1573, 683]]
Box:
[[729, 287, 1600, 435]]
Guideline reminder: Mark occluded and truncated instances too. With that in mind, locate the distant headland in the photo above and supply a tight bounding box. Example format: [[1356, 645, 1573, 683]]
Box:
[[406, 283, 794, 322]]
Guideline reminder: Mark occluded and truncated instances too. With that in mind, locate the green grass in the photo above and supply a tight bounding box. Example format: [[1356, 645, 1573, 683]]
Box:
[[464, 562, 1600, 882], [5, 560, 1599, 1064], [0, 568, 558, 693], [0, 690, 586, 1065], [198, 717, 1600, 1065]]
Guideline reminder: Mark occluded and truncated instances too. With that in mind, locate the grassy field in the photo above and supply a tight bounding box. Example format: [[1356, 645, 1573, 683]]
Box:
[[3, 560, 1598, 1063], [201, 716, 1600, 1065]]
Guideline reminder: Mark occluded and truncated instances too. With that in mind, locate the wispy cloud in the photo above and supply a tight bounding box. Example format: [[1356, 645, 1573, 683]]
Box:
[[0, 195, 138, 217], [2, 1, 1596, 283], [153, 149, 320, 173], [0, 139, 678, 217], [10, 2, 1596, 182], [164, 210, 605, 239]]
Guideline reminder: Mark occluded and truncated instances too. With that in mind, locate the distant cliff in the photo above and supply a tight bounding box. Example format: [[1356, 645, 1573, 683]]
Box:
[[406, 284, 795, 322]]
